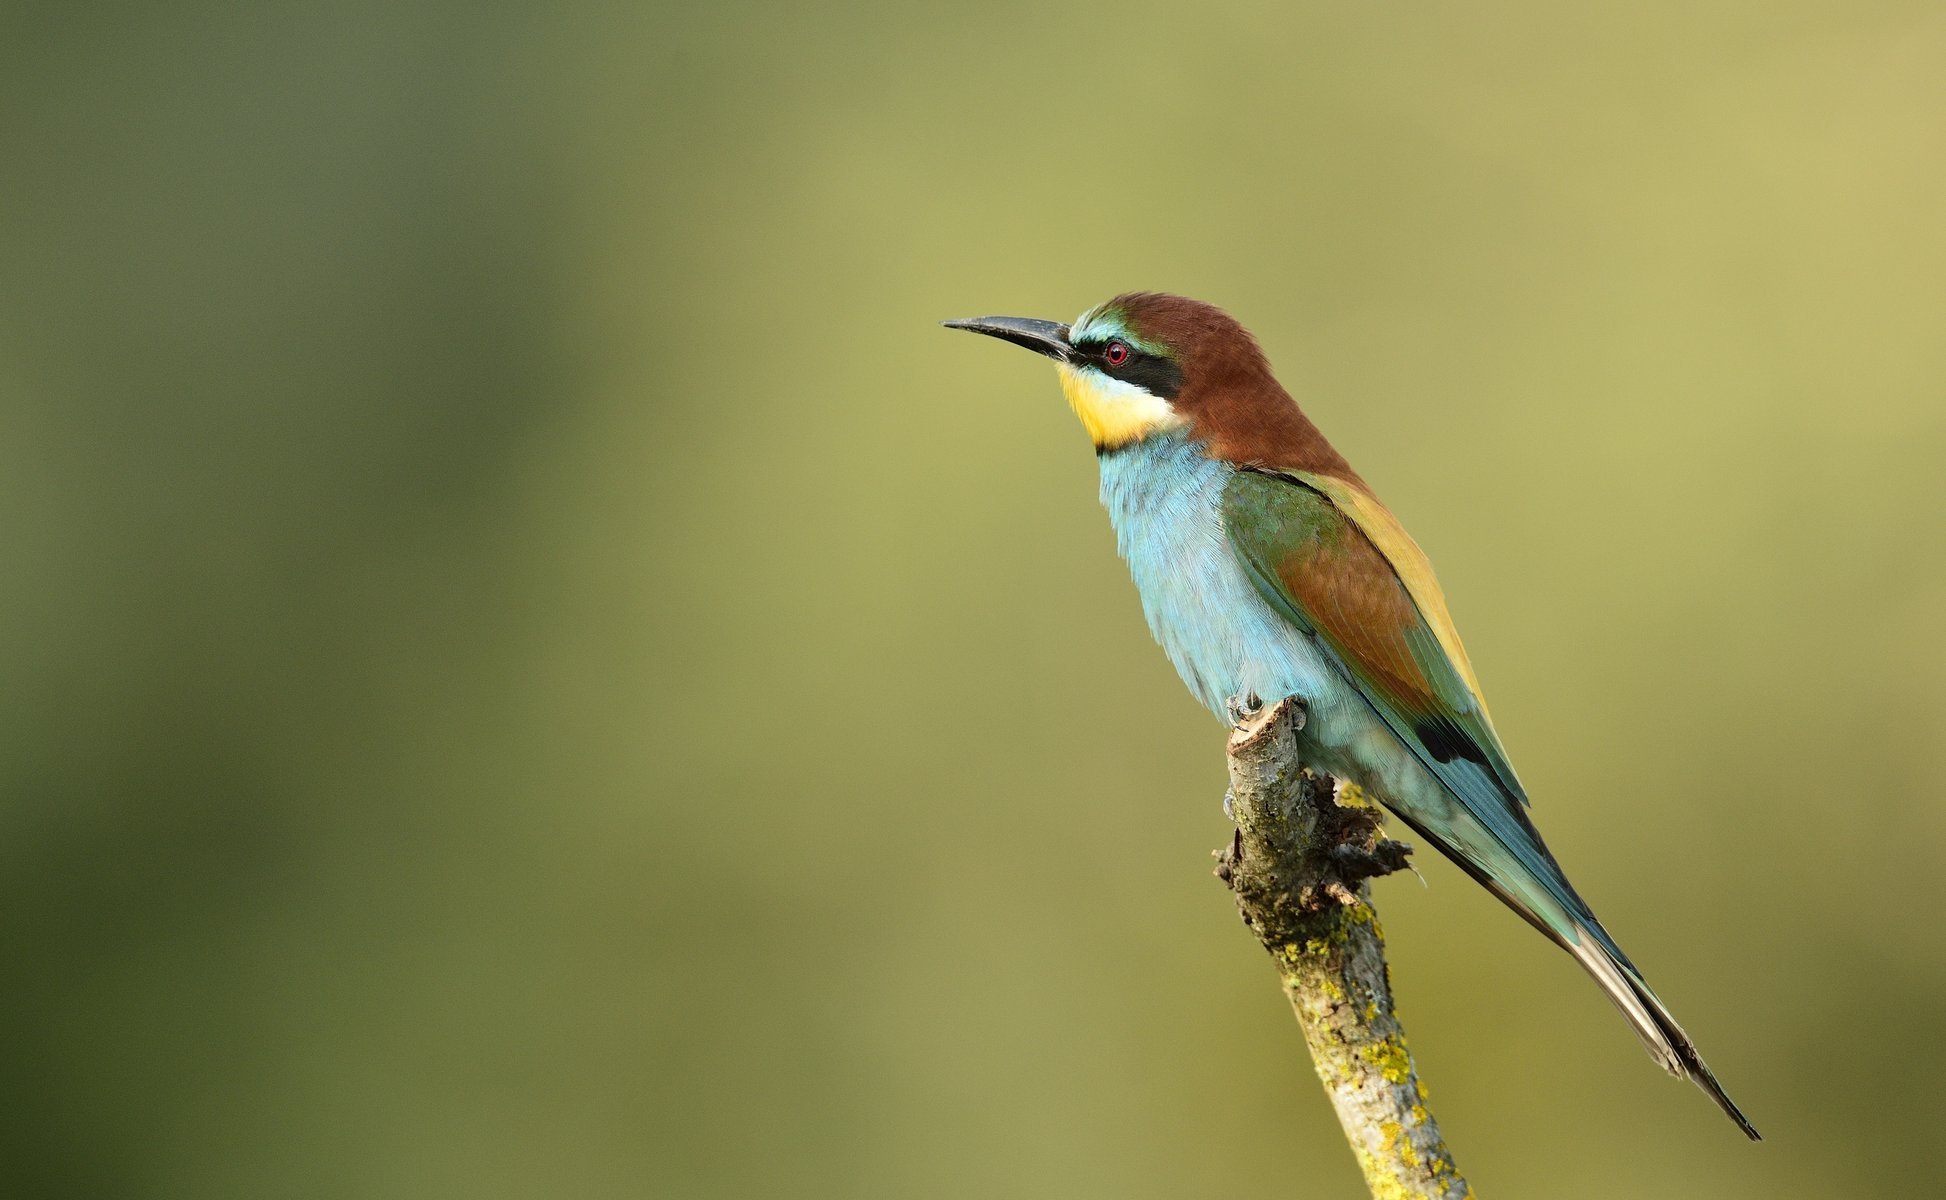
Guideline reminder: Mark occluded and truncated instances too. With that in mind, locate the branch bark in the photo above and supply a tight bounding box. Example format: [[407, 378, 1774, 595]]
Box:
[[1215, 695, 1472, 1200]]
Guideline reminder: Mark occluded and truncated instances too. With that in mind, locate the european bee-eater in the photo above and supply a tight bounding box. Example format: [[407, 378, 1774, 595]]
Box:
[[945, 292, 1757, 1139]]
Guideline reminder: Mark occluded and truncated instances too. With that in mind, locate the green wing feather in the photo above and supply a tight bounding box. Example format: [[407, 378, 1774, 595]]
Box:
[[1219, 468, 1761, 1139], [1221, 469, 1526, 812], [1219, 468, 1604, 949]]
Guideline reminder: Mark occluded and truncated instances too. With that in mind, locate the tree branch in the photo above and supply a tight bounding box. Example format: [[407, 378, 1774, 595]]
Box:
[[1215, 695, 1472, 1200]]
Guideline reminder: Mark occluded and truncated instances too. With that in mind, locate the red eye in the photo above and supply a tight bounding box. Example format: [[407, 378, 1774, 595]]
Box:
[[1103, 340, 1131, 367]]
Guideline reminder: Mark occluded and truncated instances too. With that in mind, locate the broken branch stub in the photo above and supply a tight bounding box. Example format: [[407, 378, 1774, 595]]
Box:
[[1216, 695, 1471, 1200]]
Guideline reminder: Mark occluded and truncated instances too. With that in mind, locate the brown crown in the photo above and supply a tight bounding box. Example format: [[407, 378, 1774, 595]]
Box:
[[1108, 292, 1361, 484]]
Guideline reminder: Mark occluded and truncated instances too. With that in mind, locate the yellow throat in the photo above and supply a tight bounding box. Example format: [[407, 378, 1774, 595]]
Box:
[[1057, 362, 1186, 451]]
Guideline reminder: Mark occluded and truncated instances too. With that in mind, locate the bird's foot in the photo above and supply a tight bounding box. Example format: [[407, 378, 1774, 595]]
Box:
[[1225, 691, 1264, 727]]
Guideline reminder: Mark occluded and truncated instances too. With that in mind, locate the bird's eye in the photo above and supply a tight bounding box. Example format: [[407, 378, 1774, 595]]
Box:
[[1103, 340, 1131, 367]]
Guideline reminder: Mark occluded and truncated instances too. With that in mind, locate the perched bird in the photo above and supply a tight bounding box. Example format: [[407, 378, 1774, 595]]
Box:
[[945, 292, 1757, 1139]]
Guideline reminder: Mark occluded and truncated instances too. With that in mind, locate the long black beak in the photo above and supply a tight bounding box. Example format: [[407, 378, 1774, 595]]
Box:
[[941, 316, 1072, 362]]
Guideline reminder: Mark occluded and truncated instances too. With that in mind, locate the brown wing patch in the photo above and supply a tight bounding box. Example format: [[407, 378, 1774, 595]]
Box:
[[1279, 527, 1441, 722], [1300, 472, 1491, 712]]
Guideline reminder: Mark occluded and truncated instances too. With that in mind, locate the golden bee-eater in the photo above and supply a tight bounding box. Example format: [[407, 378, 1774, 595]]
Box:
[[945, 292, 1758, 1139]]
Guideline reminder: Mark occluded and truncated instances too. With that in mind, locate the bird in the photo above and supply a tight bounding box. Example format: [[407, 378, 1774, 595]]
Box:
[[944, 292, 1758, 1139]]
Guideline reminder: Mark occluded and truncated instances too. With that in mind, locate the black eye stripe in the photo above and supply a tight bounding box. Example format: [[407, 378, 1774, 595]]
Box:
[[1071, 339, 1185, 400]]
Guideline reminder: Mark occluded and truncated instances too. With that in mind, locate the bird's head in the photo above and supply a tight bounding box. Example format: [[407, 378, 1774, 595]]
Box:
[[945, 292, 1340, 470]]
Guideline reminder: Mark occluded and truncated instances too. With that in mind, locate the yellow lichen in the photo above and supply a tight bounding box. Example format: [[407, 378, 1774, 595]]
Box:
[[1350, 1146, 1418, 1200], [1378, 1120, 1421, 1168], [1358, 1035, 1413, 1085]]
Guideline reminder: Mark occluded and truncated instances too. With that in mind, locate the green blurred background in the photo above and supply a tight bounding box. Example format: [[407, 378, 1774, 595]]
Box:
[[4, 2, 1943, 1197]]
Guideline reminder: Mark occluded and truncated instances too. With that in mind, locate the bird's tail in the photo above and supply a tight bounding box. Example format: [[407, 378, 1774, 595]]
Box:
[[1387, 806, 1760, 1139], [1561, 922, 1762, 1140]]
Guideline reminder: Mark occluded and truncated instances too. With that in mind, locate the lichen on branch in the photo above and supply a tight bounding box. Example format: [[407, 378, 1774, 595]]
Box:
[[1216, 695, 1472, 1200]]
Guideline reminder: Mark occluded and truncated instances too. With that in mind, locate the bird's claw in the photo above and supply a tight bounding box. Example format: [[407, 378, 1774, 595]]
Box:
[[1225, 692, 1264, 726]]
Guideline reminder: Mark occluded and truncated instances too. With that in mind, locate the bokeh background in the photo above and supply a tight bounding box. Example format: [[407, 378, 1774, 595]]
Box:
[[4, 3, 1944, 1197]]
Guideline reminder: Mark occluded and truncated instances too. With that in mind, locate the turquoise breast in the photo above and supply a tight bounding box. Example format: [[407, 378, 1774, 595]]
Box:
[[1095, 432, 1354, 731]]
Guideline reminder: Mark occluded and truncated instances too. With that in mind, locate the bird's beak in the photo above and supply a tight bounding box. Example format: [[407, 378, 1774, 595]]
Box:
[[941, 316, 1072, 363]]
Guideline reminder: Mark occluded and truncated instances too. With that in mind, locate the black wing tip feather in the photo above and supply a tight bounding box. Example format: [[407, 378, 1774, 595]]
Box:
[[1672, 1037, 1763, 1141], [1556, 921, 1762, 1141], [1604, 938, 1763, 1142]]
